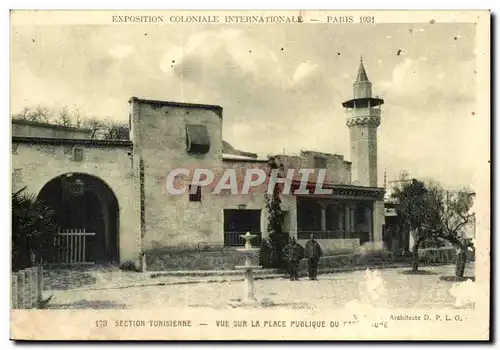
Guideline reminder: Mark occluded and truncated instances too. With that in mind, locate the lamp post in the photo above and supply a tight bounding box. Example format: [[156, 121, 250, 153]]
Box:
[[74, 179, 85, 196]]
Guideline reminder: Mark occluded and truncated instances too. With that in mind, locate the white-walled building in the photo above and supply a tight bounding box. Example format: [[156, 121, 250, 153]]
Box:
[[12, 59, 388, 270]]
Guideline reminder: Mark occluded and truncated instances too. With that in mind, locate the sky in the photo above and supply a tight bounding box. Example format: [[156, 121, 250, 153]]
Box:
[[10, 22, 482, 189]]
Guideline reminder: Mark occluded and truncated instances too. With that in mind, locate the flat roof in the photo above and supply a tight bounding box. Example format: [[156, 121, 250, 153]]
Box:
[[222, 155, 268, 163], [12, 136, 132, 148], [129, 96, 223, 119], [11, 119, 92, 132], [293, 181, 385, 197]]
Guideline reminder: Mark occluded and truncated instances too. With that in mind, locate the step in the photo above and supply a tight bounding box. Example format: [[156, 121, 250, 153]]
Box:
[[149, 268, 281, 278]]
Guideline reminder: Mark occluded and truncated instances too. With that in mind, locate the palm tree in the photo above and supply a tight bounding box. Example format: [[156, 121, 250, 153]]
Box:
[[12, 187, 56, 271]]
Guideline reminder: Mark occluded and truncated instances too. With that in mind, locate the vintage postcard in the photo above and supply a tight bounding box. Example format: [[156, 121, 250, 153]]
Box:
[[10, 9, 490, 341]]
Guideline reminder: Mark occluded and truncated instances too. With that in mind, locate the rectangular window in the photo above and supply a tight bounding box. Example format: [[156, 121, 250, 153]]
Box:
[[73, 147, 84, 162], [314, 156, 327, 169], [189, 185, 202, 202], [223, 209, 261, 246]]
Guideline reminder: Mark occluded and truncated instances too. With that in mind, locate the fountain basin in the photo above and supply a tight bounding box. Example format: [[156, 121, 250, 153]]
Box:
[[229, 232, 263, 307], [236, 248, 260, 253]]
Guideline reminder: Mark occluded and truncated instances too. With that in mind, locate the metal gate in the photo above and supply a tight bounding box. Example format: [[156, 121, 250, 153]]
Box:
[[53, 229, 95, 265]]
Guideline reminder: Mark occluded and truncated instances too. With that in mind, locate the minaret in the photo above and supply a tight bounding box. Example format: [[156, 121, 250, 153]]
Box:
[[342, 58, 384, 187]]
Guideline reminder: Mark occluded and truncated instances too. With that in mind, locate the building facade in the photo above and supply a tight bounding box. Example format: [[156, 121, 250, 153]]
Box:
[[12, 60, 387, 270]]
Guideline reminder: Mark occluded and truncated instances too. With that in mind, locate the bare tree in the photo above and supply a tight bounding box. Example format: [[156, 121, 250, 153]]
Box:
[[81, 117, 106, 139], [426, 186, 475, 279], [12, 106, 51, 123], [73, 107, 83, 128], [13, 105, 129, 140], [104, 118, 129, 140], [12, 107, 32, 121], [55, 105, 73, 127], [392, 177, 475, 277], [82, 117, 129, 140]]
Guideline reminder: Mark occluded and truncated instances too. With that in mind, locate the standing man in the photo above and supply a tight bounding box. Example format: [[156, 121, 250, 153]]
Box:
[[282, 237, 305, 281], [305, 234, 323, 280]]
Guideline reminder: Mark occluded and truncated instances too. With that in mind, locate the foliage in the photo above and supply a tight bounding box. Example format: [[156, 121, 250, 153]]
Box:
[[420, 237, 447, 248], [391, 177, 432, 271], [391, 173, 475, 277], [119, 261, 139, 272], [391, 177, 431, 233], [263, 157, 287, 268], [12, 187, 56, 271], [265, 157, 282, 238], [259, 238, 274, 268], [425, 185, 475, 278]]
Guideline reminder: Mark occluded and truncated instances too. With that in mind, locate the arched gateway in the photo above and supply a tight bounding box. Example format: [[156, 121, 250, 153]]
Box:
[[38, 172, 119, 264]]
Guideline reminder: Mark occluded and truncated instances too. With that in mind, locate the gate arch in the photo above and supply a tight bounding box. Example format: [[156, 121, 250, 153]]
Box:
[[38, 172, 120, 264]]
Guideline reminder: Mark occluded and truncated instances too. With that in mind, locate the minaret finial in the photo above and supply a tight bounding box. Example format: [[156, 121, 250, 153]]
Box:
[[355, 58, 369, 83]]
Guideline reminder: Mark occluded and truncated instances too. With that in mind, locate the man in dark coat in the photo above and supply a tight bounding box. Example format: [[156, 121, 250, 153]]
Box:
[[305, 234, 323, 280], [282, 237, 305, 281]]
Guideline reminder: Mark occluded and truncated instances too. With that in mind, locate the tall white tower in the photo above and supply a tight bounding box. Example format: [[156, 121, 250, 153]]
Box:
[[342, 58, 384, 187]]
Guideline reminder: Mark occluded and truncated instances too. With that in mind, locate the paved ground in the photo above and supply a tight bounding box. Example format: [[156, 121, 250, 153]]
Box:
[[42, 262, 414, 291], [44, 264, 475, 310]]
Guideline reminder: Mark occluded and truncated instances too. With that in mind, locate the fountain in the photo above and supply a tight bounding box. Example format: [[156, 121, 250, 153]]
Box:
[[231, 232, 263, 306]]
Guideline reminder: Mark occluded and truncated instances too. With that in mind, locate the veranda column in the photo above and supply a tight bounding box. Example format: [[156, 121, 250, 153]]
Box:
[[347, 204, 354, 238], [320, 205, 326, 232], [365, 205, 373, 242], [372, 200, 385, 250], [260, 209, 269, 239], [349, 205, 354, 238], [344, 205, 349, 238], [339, 205, 345, 238]]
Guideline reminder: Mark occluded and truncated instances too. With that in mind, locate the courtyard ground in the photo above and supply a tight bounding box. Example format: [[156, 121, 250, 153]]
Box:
[[43, 264, 476, 310]]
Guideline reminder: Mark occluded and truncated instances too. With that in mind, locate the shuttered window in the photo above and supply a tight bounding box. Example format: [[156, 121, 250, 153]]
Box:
[[186, 124, 210, 154]]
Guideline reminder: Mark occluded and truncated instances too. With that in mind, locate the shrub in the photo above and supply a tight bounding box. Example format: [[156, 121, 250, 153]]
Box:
[[359, 242, 385, 254], [119, 261, 139, 272], [358, 250, 395, 265], [12, 187, 56, 271], [259, 238, 274, 268]]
